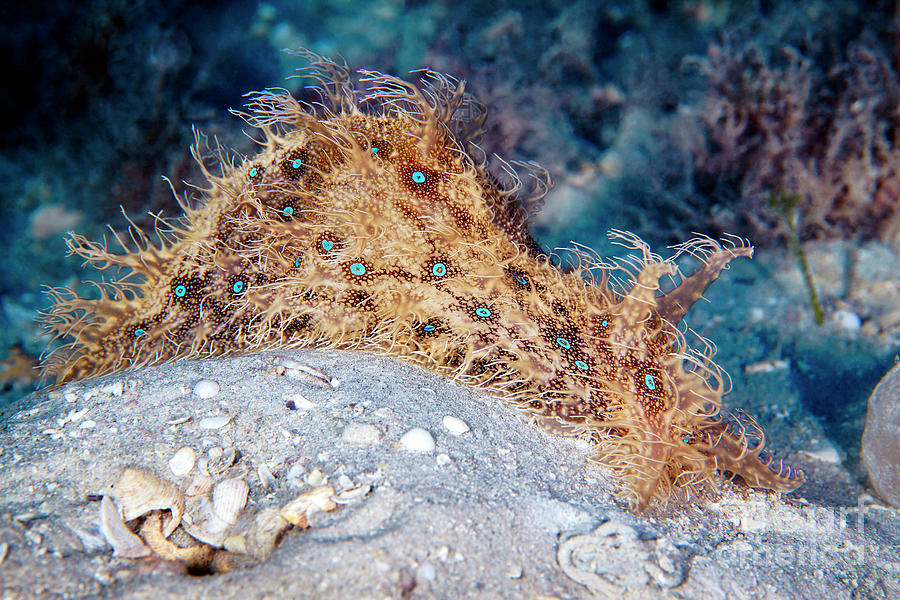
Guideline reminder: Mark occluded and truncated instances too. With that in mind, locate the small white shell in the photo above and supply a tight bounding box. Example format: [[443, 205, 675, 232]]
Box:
[[281, 485, 337, 526], [399, 427, 435, 453], [193, 379, 220, 399], [99, 496, 150, 559], [441, 415, 470, 436], [168, 447, 196, 477], [198, 415, 232, 430], [212, 478, 249, 524]]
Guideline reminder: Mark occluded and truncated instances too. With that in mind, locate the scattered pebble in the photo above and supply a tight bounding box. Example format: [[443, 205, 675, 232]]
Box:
[[198, 415, 232, 430], [335, 484, 371, 504], [193, 379, 221, 399], [78, 419, 96, 430], [441, 415, 470, 436], [341, 423, 383, 446], [435, 453, 452, 466], [399, 427, 436, 453], [169, 447, 196, 477], [832, 309, 862, 330], [165, 414, 192, 426], [744, 359, 790, 375], [100, 381, 124, 397], [64, 391, 78, 403]]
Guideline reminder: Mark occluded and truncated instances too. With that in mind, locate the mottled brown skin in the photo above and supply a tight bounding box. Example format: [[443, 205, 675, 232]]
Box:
[[40, 51, 803, 510]]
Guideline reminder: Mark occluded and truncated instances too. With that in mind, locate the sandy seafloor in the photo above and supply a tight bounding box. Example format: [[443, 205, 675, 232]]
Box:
[[2, 0, 900, 598]]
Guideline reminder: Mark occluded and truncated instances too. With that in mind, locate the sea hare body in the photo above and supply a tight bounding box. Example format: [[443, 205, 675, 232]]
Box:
[[862, 363, 900, 508], [40, 51, 802, 509]]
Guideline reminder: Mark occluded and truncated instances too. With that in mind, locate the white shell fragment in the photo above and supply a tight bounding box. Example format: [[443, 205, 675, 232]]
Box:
[[198, 415, 232, 430], [212, 478, 249, 524], [168, 447, 196, 477], [257, 463, 276, 490], [99, 496, 150, 559], [399, 427, 436, 453], [441, 415, 470, 436], [274, 356, 340, 389], [341, 422, 383, 446], [192, 379, 221, 399], [185, 473, 214, 496], [286, 393, 317, 409], [111, 467, 185, 537], [281, 485, 337, 526], [335, 485, 371, 504]]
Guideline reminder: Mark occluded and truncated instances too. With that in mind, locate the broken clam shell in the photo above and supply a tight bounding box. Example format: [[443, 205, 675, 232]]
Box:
[[212, 478, 249, 524], [99, 496, 150, 559], [111, 467, 185, 537]]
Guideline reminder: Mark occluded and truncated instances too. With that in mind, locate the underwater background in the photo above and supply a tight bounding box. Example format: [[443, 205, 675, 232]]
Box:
[[2, 0, 899, 506]]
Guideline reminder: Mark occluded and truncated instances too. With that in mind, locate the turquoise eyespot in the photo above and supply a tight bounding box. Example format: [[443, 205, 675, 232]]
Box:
[[350, 262, 366, 275], [431, 262, 447, 277], [291, 158, 302, 169], [411, 171, 426, 183], [644, 374, 656, 390], [232, 281, 244, 293], [134, 328, 145, 337], [475, 307, 491, 318], [423, 324, 436, 332], [556, 337, 571, 349], [283, 206, 294, 216], [249, 167, 259, 178], [321, 240, 334, 251], [574, 360, 589, 370], [174, 285, 186, 297]]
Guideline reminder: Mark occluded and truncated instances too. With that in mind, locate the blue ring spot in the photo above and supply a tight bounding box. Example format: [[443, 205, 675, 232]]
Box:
[[601, 319, 609, 327], [514, 273, 527, 285], [232, 280, 244, 293], [644, 374, 656, 390], [321, 239, 334, 251], [294, 256, 302, 267], [683, 435, 691, 444], [283, 206, 294, 216], [350, 262, 367, 276], [411, 171, 426, 184], [370, 146, 379, 154], [575, 360, 589, 370], [249, 167, 258, 178], [431, 262, 447, 277], [134, 328, 145, 337], [423, 324, 436, 332], [291, 158, 303, 169], [475, 307, 491, 318], [174, 285, 186, 297], [556, 337, 571, 349]]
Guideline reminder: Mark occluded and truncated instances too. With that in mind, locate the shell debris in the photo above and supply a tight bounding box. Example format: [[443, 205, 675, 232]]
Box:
[[169, 447, 196, 477], [111, 467, 185, 537], [212, 478, 249, 524], [99, 496, 150, 559], [281, 484, 337, 527]]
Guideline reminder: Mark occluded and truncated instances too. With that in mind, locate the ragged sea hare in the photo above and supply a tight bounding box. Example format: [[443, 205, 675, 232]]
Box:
[[39, 51, 803, 510]]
